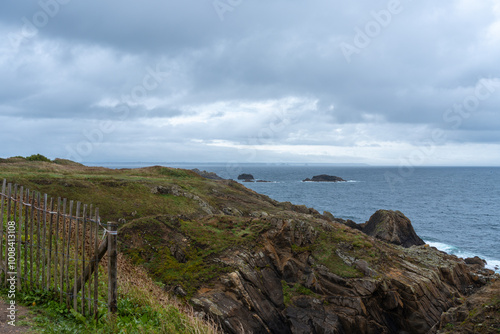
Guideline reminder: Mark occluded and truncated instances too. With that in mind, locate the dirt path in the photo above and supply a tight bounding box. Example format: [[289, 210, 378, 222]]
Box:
[[0, 298, 34, 333]]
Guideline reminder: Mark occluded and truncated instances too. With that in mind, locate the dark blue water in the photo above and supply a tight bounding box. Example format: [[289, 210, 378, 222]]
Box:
[[87, 163, 500, 271]]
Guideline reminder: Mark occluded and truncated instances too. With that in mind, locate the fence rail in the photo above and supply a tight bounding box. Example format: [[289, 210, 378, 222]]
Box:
[[0, 179, 117, 317]]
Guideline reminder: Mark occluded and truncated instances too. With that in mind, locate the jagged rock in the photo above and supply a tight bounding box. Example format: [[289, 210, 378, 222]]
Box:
[[237, 174, 254, 181], [222, 207, 243, 216], [362, 210, 425, 248], [303, 175, 346, 182]]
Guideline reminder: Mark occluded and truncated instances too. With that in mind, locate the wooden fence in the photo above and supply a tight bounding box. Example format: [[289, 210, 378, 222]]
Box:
[[0, 179, 117, 316]]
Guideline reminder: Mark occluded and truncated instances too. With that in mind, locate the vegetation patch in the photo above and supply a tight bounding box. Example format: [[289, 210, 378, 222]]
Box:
[[0, 264, 220, 333], [281, 281, 318, 307], [120, 215, 273, 298], [311, 226, 382, 278], [26, 154, 53, 163]]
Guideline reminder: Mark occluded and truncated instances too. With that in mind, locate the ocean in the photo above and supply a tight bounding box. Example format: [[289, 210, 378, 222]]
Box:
[[86, 163, 500, 272]]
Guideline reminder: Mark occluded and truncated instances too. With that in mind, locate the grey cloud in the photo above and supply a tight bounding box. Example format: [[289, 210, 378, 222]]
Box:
[[1, 0, 500, 164]]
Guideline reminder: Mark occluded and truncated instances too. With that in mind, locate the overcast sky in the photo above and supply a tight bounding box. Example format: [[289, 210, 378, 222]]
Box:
[[1, 0, 500, 165]]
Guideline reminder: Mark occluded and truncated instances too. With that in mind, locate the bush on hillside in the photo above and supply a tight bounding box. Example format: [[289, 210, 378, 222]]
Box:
[[26, 154, 52, 162]]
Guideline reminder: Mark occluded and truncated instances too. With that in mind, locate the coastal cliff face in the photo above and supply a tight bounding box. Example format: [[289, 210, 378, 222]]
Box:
[[120, 208, 498, 333]]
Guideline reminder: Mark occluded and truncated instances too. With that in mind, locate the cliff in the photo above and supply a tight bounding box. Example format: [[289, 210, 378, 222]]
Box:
[[0, 160, 498, 333], [121, 210, 498, 334]]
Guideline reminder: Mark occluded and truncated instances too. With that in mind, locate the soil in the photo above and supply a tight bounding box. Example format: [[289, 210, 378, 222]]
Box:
[[0, 298, 34, 333]]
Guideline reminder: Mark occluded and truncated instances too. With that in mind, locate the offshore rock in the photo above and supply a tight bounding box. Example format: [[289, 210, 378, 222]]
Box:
[[303, 175, 346, 182], [362, 210, 425, 248], [237, 174, 255, 181]]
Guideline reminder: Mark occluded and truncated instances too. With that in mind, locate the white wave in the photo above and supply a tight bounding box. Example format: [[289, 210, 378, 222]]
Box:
[[425, 240, 500, 273]]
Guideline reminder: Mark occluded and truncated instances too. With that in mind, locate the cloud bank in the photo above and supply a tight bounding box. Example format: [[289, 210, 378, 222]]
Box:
[[1, 0, 500, 165]]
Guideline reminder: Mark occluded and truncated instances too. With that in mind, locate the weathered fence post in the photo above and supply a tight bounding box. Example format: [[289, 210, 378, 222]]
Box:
[[107, 222, 118, 314]]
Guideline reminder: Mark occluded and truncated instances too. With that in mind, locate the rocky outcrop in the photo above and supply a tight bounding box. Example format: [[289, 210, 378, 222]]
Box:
[[238, 174, 255, 181], [303, 175, 346, 182], [362, 210, 425, 248]]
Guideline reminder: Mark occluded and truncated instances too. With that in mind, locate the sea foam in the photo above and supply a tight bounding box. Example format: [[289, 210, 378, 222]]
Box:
[[425, 240, 500, 273]]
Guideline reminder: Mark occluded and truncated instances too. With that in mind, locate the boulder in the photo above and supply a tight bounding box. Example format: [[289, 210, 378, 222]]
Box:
[[303, 175, 346, 182], [362, 210, 425, 248]]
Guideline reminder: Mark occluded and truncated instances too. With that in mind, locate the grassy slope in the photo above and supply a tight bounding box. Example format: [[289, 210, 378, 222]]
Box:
[[0, 160, 280, 222]]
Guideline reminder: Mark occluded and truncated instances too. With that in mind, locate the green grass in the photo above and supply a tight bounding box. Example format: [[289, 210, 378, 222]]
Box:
[[0, 160, 282, 224], [1, 159, 228, 333], [1, 284, 218, 333]]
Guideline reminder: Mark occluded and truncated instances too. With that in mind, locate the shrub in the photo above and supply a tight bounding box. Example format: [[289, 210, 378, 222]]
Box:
[[26, 154, 52, 162]]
